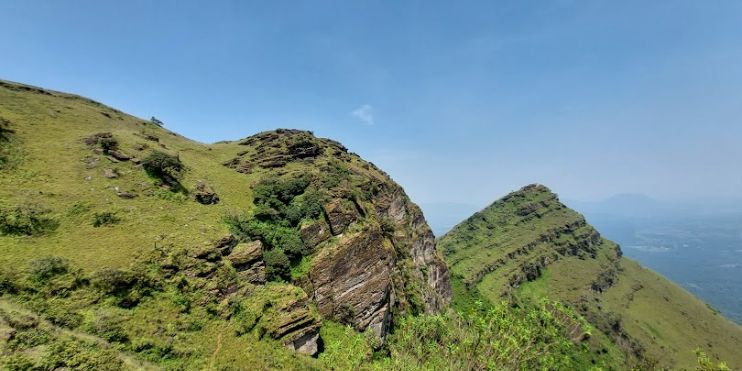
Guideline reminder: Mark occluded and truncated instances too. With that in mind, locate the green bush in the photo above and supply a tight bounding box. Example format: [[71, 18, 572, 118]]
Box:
[[42, 307, 83, 329], [377, 300, 591, 370], [0, 268, 20, 294], [263, 249, 290, 281], [86, 312, 129, 343], [97, 136, 118, 152], [0, 204, 59, 236], [142, 150, 184, 189], [41, 339, 124, 371], [91, 268, 157, 308], [2, 354, 36, 370], [92, 211, 120, 227], [225, 217, 308, 261], [27, 257, 69, 282], [0, 117, 14, 142]]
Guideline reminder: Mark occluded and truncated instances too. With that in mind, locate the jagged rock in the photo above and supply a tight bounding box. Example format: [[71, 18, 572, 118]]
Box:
[[105, 156, 120, 163], [299, 219, 331, 248], [131, 157, 141, 164], [83, 132, 113, 147], [310, 229, 393, 338], [108, 150, 131, 161], [227, 241, 263, 267], [192, 245, 222, 262], [213, 235, 238, 255], [193, 180, 219, 205], [285, 328, 320, 356], [227, 241, 266, 283], [324, 199, 359, 235], [103, 168, 118, 179], [375, 188, 452, 312]]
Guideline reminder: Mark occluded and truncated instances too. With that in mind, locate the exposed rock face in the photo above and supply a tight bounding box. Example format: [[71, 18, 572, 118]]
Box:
[[310, 228, 394, 337], [227, 241, 266, 284], [223, 129, 452, 345], [374, 188, 452, 312], [223, 129, 324, 173], [299, 219, 331, 249], [324, 199, 360, 236], [286, 329, 320, 356]]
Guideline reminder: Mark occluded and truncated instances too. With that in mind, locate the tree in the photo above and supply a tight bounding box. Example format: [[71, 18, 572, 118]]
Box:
[[150, 116, 164, 127], [142, 151, 184, 189]]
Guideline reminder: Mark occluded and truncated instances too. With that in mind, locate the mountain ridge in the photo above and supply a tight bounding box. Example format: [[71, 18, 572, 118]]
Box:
[[1, 79, 738, 370], [438, 184, 742, 369]]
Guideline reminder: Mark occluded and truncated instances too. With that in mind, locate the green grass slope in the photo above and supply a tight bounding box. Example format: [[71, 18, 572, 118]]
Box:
[[438, 184, 742, 370]]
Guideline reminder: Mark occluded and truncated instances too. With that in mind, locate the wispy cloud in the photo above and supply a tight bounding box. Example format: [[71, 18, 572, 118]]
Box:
[[351, 104, 374, 125]]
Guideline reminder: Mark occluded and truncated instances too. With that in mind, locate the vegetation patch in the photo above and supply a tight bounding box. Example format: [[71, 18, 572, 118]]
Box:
[[0, 203, 59, 236], [142, 150, 186, 192], [92, 211, 121, 227]]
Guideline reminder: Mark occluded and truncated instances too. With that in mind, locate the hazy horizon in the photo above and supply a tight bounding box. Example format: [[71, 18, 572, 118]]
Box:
[[2, 0, 741, 208]]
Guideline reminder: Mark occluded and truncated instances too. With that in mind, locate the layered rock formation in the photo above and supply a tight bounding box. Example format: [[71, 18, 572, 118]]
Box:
[[222, 130, 451, 346]]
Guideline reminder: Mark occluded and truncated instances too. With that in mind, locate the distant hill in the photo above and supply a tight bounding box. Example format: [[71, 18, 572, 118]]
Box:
[[439, 184, 742, 369]]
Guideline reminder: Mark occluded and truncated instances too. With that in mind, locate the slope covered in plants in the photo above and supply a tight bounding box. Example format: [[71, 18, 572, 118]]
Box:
[[438, 184, 742, 369]]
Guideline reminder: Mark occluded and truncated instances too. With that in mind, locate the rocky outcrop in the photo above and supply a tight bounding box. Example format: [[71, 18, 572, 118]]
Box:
[[227, 241, 266, 284], [223, 130, 328, 173], [374, 188, 452, 312], [299, 219, 331, 249], [324, 199, 360, 236], [193, 180, 220, 205], [222, 129, 452, 346], [309, 228, 394, 337]]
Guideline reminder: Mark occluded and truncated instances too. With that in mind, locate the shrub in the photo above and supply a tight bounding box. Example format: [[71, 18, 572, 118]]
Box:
[[0, 268, 20, 294], [97, 136, 118, 152], [27, 257, 69, 282], [41, 339, 124, 371], [150, 116, 164, 127], [225, 217, 307, 261], [380, 217, 396, 237], [90, 268, 159, 308], [86, 312, 129, 343], [92, 211, 120, 227], [0, 117, 15, 142], [42, 307, 83, 329], [379, 300, 590, 370], [263, 249, 290, 281], [142, 151, 184, 188], [0, 204, 59, 236], [91, 268, 135, 295]]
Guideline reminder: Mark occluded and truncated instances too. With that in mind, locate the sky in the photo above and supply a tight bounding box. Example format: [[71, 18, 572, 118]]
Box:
[[2, 0, 742, 227]]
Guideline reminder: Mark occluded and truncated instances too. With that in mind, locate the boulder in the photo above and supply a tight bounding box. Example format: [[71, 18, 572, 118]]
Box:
[[285, 328, 320, 356], [116, 191, 137, 199], [193, 181, 220, 205], [108, 150, 131, 161], [227, 241, 263, 267], [213, 234, 238, 255], [103, 168, 118, 179]]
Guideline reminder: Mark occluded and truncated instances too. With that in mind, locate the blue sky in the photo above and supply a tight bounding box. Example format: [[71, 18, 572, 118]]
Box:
[[2, 1, 742, 225]]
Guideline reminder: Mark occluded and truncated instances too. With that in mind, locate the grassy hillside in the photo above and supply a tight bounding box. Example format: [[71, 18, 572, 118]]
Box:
[[0, 79, 452, 369], [1, 80, 736, 370], [439, 184, 742, 370]]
